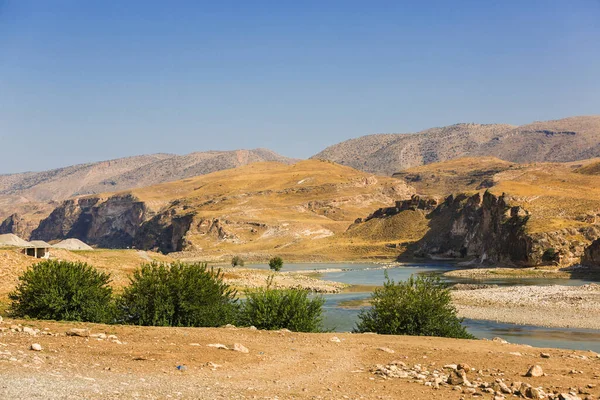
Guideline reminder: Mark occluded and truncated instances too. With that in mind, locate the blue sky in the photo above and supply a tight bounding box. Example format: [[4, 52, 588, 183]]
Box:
[[1, 0, 599, 174]]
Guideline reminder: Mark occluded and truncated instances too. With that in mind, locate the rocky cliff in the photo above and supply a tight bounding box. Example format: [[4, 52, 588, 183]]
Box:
[[30, 194, 150, 248], [352, 191, 600, 267]]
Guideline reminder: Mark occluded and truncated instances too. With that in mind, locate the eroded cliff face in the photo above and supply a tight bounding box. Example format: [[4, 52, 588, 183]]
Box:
[[0, 213, 40, 239], [355, 191, 600, 267], [31, 194, 149, 248]]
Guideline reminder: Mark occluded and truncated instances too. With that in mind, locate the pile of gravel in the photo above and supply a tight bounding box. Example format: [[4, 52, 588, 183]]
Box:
[[52, 238, 93, 251]]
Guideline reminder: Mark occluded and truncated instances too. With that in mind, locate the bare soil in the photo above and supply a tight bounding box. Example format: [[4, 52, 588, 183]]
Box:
[[2, 319, 600, 399]]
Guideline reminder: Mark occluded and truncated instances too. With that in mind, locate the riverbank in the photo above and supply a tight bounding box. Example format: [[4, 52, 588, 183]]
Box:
[[222, 267, 349, 293], [2, 318, 599, 399], [444, 267, 572, 279], [452, 284, 600, 330]]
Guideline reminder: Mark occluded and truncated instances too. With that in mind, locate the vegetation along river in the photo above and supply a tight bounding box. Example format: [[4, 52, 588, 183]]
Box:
[[248, 262, 600, 352]]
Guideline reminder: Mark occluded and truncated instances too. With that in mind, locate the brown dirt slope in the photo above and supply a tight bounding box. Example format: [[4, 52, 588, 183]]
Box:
[[126, 159, 415, 261], [313, 115, 600, 176], [1, 320, 599, 399]]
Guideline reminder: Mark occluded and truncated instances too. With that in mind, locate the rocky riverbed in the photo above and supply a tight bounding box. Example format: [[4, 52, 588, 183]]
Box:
[[452, 284, 600, 330]]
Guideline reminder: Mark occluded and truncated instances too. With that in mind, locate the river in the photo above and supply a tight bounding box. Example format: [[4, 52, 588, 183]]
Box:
[[247, 262, 600, 352]]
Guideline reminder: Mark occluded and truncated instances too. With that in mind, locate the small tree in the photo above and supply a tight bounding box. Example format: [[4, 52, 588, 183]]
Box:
[[269, 256, 283, 272], [231, 256, 245, 267], [239, 277, 324, 332], [118, 262, 238, 327], [355, 273, 473, 339], [9, 260, 113, 323]]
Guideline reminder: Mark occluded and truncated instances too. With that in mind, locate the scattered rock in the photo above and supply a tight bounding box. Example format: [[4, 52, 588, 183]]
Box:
[[558, 394, 582, 400], [207, 343, 229, 350], [525, 365, 544, 377], [377, 347, 395, 354], [447, 369, 469, 386], [233, 343, 249, 353], [90, 333, 107, 340], [30, 343, 42, 351], [330, 337, 341, 343], [540, 352, 551, 359], [66, 328, 90, 337], [457, 363, 471, 371], [22, 327, 37, 336], [492, 337, 509, 344]]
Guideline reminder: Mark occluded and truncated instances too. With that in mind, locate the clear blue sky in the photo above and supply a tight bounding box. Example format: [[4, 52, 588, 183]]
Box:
[[1, 0, 599, 174]]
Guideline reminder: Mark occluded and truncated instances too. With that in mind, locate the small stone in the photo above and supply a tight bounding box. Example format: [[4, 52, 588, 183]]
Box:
[[525, 387, 544, 399], [66, 328, 90, 337], [90, 333, 107, 340], [222, 324, 236, 329], [447, 369, 470, 386], [23, 327, 36, 336], [207, 343, 229, 350], [492, 337, 508, 344], [330, 337, 341, 343], [233, 343, 249, 353], [457, 363, 471, 371], [247, 326, 257, 331], [30, 343, 42, 351], [558, 394, 582, 400], [540, 353, 551, 358], [377, 347, 395, 354], [525, 365, 544, 377], [509, 352, 522, 356], [0, 315, 3, 323]]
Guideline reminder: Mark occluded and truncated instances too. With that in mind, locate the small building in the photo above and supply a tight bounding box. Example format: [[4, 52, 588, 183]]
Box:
[[27, 240, 52, 259], [0, 234, 51, 259]]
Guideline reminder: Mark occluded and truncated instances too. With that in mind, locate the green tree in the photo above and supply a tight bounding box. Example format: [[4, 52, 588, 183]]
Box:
[[268, 256, 283, 272], [231, 255, 245, 267], [240, 277, 324, 332], [118, 262, 238, 327], [355, 274, 473, 339], [9, 260, 113, 323]]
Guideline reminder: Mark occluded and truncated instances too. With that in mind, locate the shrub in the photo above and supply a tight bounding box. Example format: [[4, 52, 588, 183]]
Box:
[[118, 262, 238, 327], [231, 256, 245, 267], [239, 277, 324, 332], [354, 274, 474, 339], [268, 256, 283, 272], [9, 260, 113, 323]]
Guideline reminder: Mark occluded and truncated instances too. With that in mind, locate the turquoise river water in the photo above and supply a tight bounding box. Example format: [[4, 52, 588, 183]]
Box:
[[248, 262, 600, 352]]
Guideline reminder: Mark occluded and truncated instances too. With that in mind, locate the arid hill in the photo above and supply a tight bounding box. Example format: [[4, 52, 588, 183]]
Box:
[[313, 115, 600, 175], [29, 160, 415, 261], [0, 149, 294, 234]]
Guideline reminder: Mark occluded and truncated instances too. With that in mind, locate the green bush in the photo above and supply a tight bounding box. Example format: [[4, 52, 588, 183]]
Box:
[[240, 278, 324, 332], [231, 256, 245, 267], [118, 262, 238, 327], [354, 274, 473, 339], [9, 260, 113, 323], [268, 256, 283, 272]]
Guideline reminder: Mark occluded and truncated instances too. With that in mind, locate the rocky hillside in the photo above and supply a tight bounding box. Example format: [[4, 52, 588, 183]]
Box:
[[0, 149, 294, 236], [313, 115, 600, 175], [0, 149, 293, 203], [349, 157, 600, 267], [29, 160, 415, 261]]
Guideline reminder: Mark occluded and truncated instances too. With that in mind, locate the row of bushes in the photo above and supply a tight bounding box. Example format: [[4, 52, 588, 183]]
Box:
[[8, 260, 473, 338], [8, 260, 324, 332]]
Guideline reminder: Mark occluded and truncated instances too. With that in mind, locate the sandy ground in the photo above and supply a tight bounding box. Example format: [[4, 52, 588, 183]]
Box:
[[2, 319, 600, 400], [223, 268, 349, 293], [452, 284, 600, 329]]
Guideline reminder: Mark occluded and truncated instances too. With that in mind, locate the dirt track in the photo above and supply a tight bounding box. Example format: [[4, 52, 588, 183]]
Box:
[[2, 319, 600, 399]]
